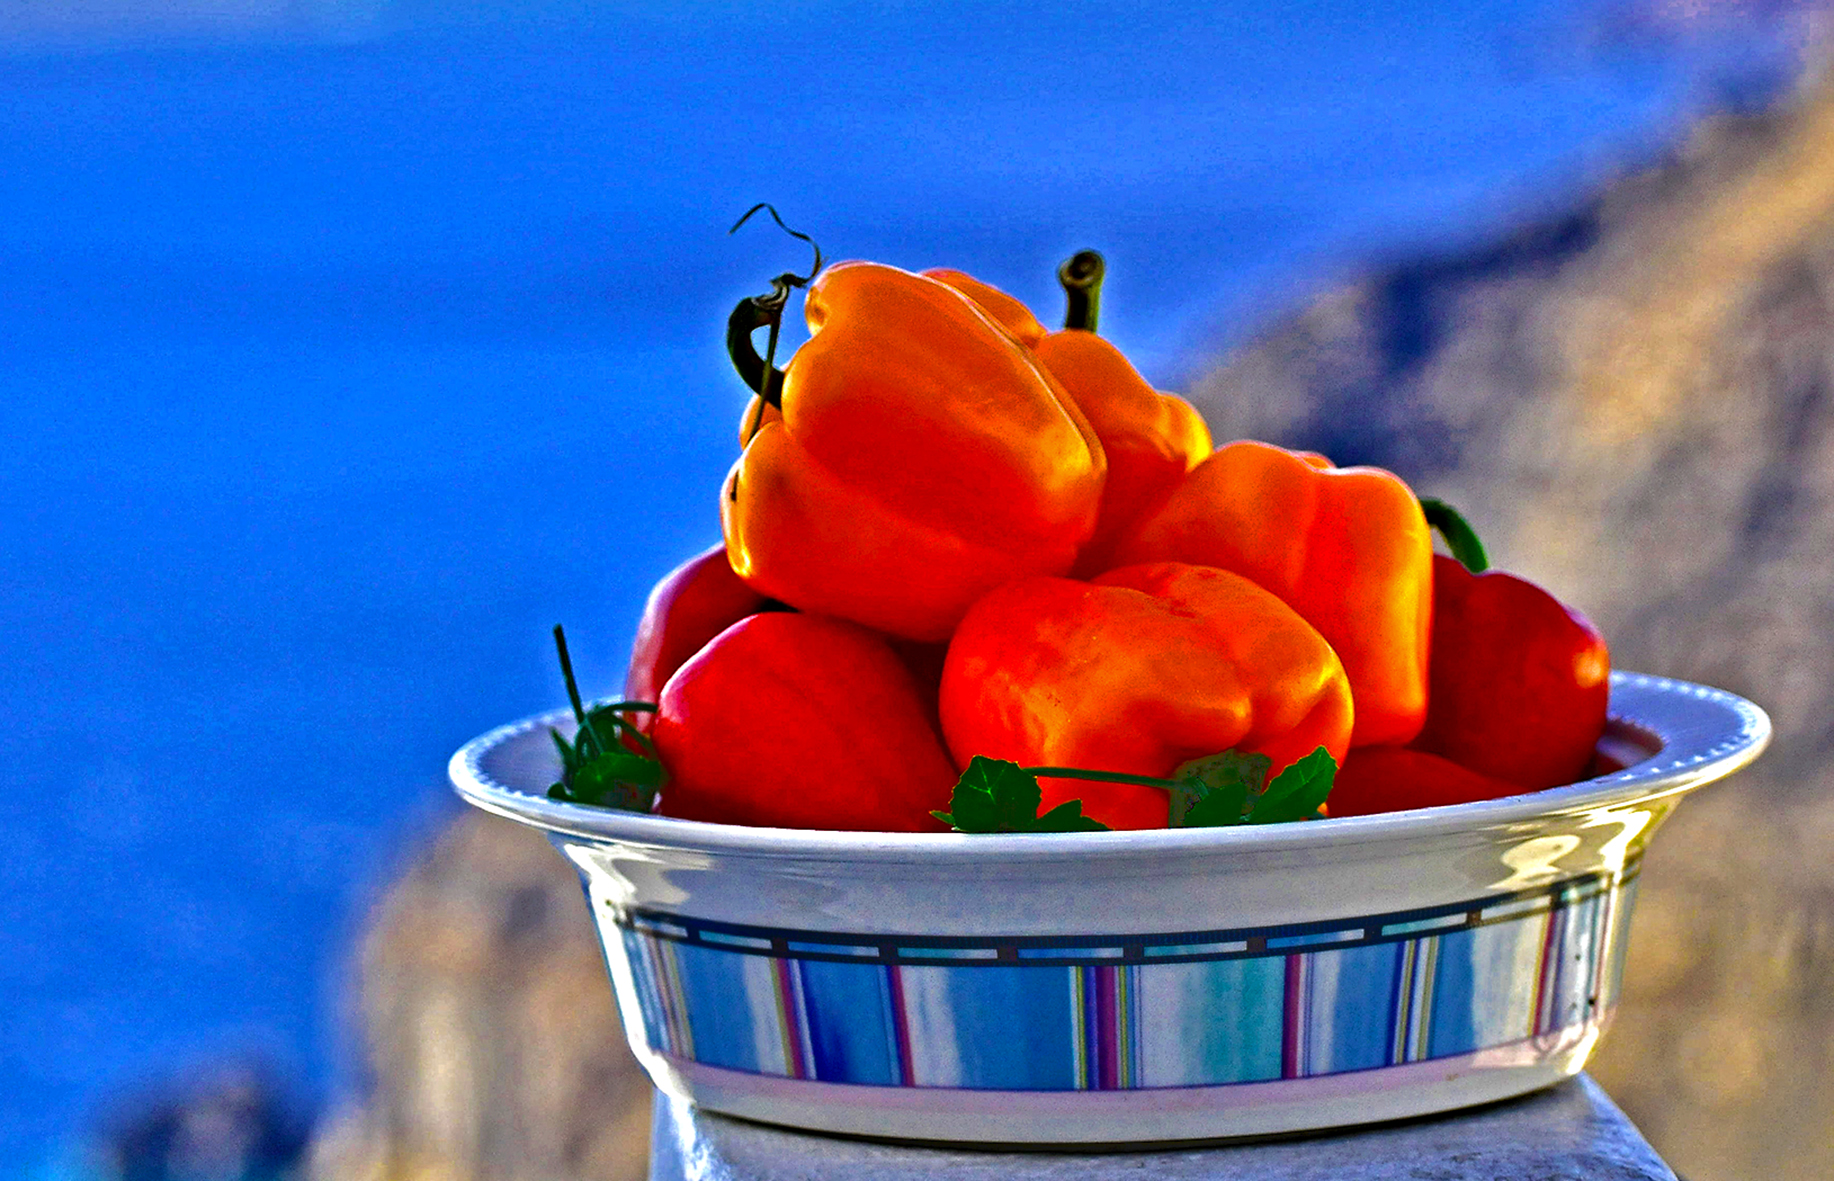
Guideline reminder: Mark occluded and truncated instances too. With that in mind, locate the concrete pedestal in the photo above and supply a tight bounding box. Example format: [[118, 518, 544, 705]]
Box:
[[649, 1075, 1676, 1180]]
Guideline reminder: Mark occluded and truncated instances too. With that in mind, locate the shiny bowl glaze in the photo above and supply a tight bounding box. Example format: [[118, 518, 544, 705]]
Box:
[[451, 671, 1767, 1145]]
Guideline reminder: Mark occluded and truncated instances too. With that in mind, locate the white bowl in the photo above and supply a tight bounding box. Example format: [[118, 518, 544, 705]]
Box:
[[450, 671, 1767, 1146]]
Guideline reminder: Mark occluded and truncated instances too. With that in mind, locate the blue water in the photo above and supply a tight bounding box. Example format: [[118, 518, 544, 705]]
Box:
[[0, 0, 1804, 1167]]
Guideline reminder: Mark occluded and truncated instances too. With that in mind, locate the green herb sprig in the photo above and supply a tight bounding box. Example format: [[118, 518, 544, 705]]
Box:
[[932, 757, 1110, 832], [933, 746, 1338, 834], [546, 625, 667, 811], [1166, 746, 1338, 826]]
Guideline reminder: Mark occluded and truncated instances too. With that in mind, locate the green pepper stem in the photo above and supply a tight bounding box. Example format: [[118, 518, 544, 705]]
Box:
[[1023, 765, 1179, 790], [592, 700, 659, 713], [582, 701, 661, 758], [726, 204, 823, 430], [1419, 497, 1491, 574], [1058, 250, 1105, 332], [552, 625, 610, 755], [553, 625, 587, 724], [730, 203, 822, 278], [727, 296, 787, 409]]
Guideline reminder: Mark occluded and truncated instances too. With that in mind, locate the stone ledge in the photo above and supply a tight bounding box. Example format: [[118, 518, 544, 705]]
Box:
[[649, 1074, 1675, 1180]]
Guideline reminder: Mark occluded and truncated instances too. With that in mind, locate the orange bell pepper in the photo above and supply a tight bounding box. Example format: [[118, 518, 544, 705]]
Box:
[[1034, 331, 1213, 573], [927, 263, 1213, 574], [922, 267, 1047, 346], [723, 261, 1106, 643], [1108, 440, 1432, 748], [939, 561, 1353, 830]]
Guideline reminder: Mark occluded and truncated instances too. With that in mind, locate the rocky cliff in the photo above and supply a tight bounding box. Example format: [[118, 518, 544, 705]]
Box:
[[307, 813, 651, 1181], [1188, 70, 1834, 1181], [312, 73, 1834, 1181]]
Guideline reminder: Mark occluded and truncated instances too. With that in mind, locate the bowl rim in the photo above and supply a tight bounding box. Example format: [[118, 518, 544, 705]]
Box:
[[449, 670, 1769, 861]]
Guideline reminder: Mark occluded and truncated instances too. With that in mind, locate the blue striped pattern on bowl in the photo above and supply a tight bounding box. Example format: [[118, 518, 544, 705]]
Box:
[[601, 862, 1636, 1091]]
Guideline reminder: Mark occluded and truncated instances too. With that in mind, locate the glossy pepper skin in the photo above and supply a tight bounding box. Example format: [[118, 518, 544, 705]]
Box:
[[939, 562, 1353, 830], [1327, 746, 1523, 817], [924, 270, 1214, 572], [624, 543, 777, 710], [652, 612, 957, 831], [1109, 440, 1432, 748], [1411, 554, 1611, 790], [1032, 331, 1213, 574], [723, 261, 1106, 643], [922, 268, 1047, 346]]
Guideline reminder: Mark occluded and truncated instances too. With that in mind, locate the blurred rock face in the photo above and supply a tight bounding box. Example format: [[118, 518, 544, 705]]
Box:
[[307, 812, 650, 1181], [96, 1061, 310, 1181], [1188, 71, 1834, 1181], [319, 73, 1834, 1181]]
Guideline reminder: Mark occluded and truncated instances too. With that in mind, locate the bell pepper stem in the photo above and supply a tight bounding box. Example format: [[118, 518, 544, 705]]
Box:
[[726, 203, 824, 420], [728, 296, 786, 408], [730, 203, 822, 280], [1058, 249, 1105, 332], [552, 624, 611, 755], [1419, 497, 1491, 574], [1023, 765, 1179, 790]]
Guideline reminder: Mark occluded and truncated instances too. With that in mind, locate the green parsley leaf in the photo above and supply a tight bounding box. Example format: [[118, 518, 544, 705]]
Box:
[[549, 706, 670, 812], [1178, 780, 1251, 828], [1168, 750, 1269, 827], [1166, 747, 1337, 827], [579, 702, 659, 760], [1032, 799, 1110, 832], [568, 751, 667, 810], [548, 717, 669, 812], [546, 624, 669, 813], [549, 728, 581, 778], [1246, 746, 1338, 824], [933, 756, 1038, 831], [933, 756, 1111, 833]]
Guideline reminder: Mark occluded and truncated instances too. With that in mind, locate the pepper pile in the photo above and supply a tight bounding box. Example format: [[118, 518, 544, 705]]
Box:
[[552, 233, 1611, 833]]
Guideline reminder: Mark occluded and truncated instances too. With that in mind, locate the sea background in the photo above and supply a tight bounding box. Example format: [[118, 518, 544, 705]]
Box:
[[0, 0, 1819, 1171]]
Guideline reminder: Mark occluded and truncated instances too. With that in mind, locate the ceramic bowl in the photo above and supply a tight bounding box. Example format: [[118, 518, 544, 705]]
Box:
[[450, 671, 1768, 1146]]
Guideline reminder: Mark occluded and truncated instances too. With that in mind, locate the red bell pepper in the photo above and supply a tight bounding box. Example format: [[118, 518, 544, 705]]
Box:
[[1327, 746, 1524, 817], [651, 612, 958, 831], [1411, 552, 1611, 790], [624, 543, 777, 709]]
